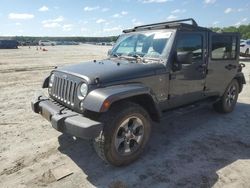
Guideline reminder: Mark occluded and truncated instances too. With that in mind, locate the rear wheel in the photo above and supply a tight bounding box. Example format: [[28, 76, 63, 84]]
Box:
[[213, 79, 239, 113], [93, 102, 151, 166]]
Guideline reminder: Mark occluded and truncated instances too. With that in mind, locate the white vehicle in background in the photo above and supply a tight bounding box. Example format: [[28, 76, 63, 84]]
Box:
[[38, 40, 56, 46], [240, 39, 246, 44], [240, 39, 250, 56]]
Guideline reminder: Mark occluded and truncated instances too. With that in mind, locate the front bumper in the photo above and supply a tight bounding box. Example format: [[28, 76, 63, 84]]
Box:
[[31, 95, 103, 139]]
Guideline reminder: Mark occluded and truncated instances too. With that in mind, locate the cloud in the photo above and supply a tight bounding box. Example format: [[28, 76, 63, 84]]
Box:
[[15, 22, 22, 26], [204, 0, 216, 4], [112, 14, 121, 18], [38, 6, 49, 12], [171, 9, 186, 14], [112, 11, 128, 18], [79, 20, 88, 24], [8, 13, 34, 20], [121, 11, 128, 15], [141, 0, 172, 3], [104, 26, 122, 32], [166, 15, 177, 20], [224, 8, 233, 14], [96, 19, 106, 24], [84, 6, 99, 11], [224, 8, 244, 14], [81, 27, 87, 32], [242, 18, 248, 22], [63, 24, 73, 31], [101, 8, 109, 12], [42, 16, 64, 24], [235, 18, 248, 27], [43, 23, 60, 28], [212, 21, 219, 25], [42, 16, 64, 28], [132, 18, 143, 26]]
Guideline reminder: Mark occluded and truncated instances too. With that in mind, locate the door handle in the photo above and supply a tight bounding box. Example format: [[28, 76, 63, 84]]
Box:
[[225, 64, 237, 70]]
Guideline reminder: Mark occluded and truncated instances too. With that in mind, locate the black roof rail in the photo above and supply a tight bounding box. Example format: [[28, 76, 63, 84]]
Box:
[[123, 18, 199, 33], [135, 18, 198, 29]]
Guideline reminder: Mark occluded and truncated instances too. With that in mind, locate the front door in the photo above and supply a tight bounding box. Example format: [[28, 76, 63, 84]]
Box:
[[168, 31, 207, 108]]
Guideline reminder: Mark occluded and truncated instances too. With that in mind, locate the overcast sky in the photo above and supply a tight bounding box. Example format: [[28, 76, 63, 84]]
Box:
[[0, 0, 249, 36]]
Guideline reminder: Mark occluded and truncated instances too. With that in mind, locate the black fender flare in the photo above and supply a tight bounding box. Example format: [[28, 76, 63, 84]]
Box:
[[234, 72, 246, 93], [82, 84, 161, 118], [42, 76, 50, 88]]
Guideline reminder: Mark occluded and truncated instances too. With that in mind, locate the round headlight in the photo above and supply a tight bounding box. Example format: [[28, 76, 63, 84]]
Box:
[[78, 83, 88, 99], [49, 74, 55, 87]]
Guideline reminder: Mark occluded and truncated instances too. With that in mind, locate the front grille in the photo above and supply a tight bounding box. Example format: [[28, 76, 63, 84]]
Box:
[[50, 75, 77, 106]]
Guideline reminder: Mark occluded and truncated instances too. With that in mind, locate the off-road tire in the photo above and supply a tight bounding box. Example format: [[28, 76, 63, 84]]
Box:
[[213, 79, 239, 113], [93, 102, 151, 166]]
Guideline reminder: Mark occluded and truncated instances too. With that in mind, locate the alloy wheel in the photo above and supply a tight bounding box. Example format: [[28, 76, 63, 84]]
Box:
[[114, 116, 145, 156], [225, 85, 237, 107]]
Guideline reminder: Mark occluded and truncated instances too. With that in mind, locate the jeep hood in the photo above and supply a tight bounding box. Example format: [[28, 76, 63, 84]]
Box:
[[56, 59, 166, 84]]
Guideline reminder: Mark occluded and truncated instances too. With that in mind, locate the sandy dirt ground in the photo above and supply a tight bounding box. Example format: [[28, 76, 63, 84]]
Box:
[[0, 45, 250, 188]]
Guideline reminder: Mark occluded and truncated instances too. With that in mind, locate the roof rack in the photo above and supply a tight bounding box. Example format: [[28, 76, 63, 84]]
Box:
[[123, 18, 199, 33]]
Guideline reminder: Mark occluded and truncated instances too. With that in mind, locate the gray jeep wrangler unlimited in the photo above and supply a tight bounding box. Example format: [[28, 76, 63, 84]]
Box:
[[32, 19, 246, 166]]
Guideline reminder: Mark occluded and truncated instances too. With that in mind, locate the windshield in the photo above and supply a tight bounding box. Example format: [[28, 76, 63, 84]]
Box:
[[111, 30, 172, 59]]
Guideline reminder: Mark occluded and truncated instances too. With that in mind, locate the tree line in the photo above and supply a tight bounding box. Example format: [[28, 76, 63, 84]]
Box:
[[17, 36, 118, 43], [210, 24, 250, 39]]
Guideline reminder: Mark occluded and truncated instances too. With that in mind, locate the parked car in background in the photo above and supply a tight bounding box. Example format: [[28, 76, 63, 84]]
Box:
[[39, 40, 56, 46], [0, 40, 18, 49], [240, 39, 246, 44], [240, 39, 250, 56], [19, 41, 38, 46]]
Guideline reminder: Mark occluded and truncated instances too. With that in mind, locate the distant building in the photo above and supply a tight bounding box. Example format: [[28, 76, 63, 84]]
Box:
[[0, 40, 18, 49]]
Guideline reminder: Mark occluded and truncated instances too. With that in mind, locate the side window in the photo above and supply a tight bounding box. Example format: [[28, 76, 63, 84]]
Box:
[[176, 33, 203, 62], [211, 35, 237, 60]]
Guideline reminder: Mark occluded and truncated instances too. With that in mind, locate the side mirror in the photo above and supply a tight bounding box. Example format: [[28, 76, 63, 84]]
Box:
[[176, 51, 193, 64]]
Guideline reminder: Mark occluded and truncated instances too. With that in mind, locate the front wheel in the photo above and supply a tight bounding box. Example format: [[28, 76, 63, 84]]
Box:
[[213, 79, 239, 113], [93, 102, 151, 166]]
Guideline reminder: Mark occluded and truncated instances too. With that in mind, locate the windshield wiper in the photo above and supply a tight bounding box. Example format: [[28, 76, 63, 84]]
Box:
[[130, 54, 143, 60], [110, 53, 137, 62], [111, 53, 160, 64], [119, 55, 137, 61]]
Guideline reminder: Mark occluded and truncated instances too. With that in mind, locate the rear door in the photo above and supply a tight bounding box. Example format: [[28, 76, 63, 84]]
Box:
[[205, 33, 239, 96], [168, 31, 207, 108]]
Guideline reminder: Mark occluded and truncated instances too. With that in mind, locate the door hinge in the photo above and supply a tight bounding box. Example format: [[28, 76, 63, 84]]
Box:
[[167, 94, 170, 100]]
